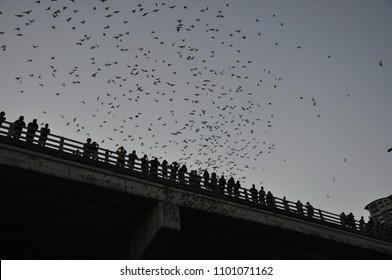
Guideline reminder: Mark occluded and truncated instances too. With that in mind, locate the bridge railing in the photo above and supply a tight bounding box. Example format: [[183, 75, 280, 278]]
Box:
[[1, 120, 391, 241]]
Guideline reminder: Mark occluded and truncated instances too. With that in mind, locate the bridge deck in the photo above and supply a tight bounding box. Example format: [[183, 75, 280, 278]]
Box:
[[1, 123, 392, 259]]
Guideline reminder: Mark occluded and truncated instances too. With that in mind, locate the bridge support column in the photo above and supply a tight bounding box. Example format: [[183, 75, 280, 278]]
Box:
[[107, 202, 181, 259]]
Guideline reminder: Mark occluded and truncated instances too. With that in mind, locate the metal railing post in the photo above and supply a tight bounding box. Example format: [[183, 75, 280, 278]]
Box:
[[59, 137, 64, 151], [105, 149, 109, 163], [319, 209, 324, 221]]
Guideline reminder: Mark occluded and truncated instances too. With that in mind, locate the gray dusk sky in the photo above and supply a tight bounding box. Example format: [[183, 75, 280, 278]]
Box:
[[1, 0, 392, 220]]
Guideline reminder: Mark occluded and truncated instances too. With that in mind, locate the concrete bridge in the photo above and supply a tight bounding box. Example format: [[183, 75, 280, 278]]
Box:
[[0, 121, 391, 259]]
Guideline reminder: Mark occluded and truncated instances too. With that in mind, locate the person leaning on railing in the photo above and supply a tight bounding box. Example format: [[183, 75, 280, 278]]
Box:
[[83, 138, 93, 158], [0, 111, 6, 136], [226, 177, 234, 196], [340, 212, 347, 228], [91, 141, 99, 160], [38, 124, 50, 146], [296, 200, 304, 215], [116, 146, 126, 167], [359, 216, 365, 231], [306, 202, 314, 218], [259, 186, 266, 205], [189, 170, 200, 188], [266, 191, 276, 207], [250, 184, 258, 203], [203, 170, 209, 189], [346, 212, 356, 230], [0, 111, 6, 126], [12, 116, 25, 140], [161, 159, 168, 179], [128, 150, 138, 170], [26, 119, 39, 144], [141, 154, 149, 174], [178, 164, 187, 183], [234, 181, 240, 197], [149, 157, 160, 177], [210, 172, 218, 191], [218, 175, 226, 194], [170, 161, 179, 181]]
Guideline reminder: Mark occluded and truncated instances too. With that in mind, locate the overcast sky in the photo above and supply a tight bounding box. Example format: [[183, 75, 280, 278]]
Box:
[[1, 0, 392, 220]]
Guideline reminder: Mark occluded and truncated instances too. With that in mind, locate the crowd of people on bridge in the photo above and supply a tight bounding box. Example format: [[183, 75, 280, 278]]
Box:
[[80, 138, 335, 224], [0, 113, 51, 146], [0, 112, 320, 219], [1, 111, 391, 238]]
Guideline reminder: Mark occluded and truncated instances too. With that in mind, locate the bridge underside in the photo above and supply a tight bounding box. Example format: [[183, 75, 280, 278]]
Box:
[[164, 208, 388, 259], [0, 164, 156, 259], [1, 164, 390, 260]]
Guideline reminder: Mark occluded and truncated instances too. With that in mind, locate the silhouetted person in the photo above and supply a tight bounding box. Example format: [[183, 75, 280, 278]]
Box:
[[0, 111, 6, 127], [250, 184, 258, 202], [170, 161, 179, 181], [218, 175, 226, 194], [296, 200, 304, 215], [340, 212, 347, 227], [116, 146, 126, 167], [161, 160, 168, 179], [259, 186, 266, 205], [203, 170, 209, 189], [7, 123, 14, 137], [189, 170, 200, 187], [83, 138, 93, 158], [306, 202, 314, 218], [149, 157, 160, 177], [359, 216, 365, 231], [227, 177, 234, 196], [12, 116, 25, 139], [0, 111, 8, 137], [318, 209, 324, 221], [347, 212, 356, 230], [26, 119, 38, 143], [234, 180, 240, 197], [178, 164, 187, 183], [128, 150, 138, 170], [189, 170, 195, 186], [283, 196, 290, 211], [141, 154, 149, 174], [91, 141, 99, 160], [266, 191, 275, 207], [210, 172, 218, 191], [38, 123, 50, 146]]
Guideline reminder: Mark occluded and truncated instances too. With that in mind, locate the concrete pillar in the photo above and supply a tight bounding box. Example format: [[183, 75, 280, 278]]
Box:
[[106, 202, 181, 259]]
